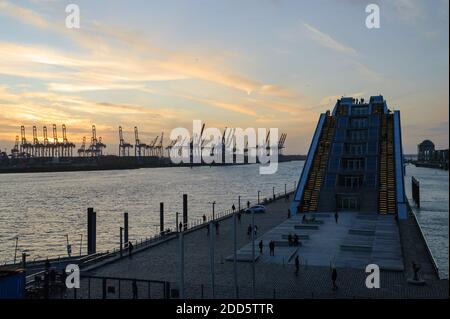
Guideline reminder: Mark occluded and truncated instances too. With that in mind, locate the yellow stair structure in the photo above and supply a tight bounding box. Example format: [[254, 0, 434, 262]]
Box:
[[378, 114, 396, 214], [301, 116, 336, 212]]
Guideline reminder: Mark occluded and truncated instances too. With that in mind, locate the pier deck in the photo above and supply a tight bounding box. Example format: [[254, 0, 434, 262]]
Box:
[[69, 197, 447, 299]]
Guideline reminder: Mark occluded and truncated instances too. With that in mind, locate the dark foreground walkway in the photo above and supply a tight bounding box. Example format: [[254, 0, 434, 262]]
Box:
[[64, 197, 447, 299]]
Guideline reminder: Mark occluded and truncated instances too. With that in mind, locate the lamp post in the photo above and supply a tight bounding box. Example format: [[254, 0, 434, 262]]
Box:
[[79, 234, 83, 256], [233, 198, 238, 298], [211, 201, 216, 221], [251, 204, 256, 297]]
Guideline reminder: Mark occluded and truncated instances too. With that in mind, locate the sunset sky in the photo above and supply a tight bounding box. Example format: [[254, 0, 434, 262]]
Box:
[[0, 0, 448, 154]]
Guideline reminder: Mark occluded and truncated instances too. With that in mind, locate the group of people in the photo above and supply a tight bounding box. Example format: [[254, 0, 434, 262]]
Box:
[[287, 233, 300, 246]]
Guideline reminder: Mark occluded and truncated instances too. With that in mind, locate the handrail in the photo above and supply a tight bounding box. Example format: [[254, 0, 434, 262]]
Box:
[[17, 187, 296, 276], [407, 200, 440, 279]]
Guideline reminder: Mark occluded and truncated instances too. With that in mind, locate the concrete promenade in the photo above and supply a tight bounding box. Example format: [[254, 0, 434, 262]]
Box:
[[70, 196, 448, 299]]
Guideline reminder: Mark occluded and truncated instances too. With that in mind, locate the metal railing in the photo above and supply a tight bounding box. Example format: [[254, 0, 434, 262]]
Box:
[[406, 200, 440, 279]]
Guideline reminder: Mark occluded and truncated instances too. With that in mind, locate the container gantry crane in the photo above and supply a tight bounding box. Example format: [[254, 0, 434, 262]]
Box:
[[119, 126, 133, 157]]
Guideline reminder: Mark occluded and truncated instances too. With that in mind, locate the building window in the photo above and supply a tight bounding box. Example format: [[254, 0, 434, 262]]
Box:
[[349, 129, 368, 141], [350, 118, 368, 129], [337, 196, 359, 210], [339, 175, 362, 189], [343, 158, 365, 170], [352, 106, 369, 115], [346, 143, 366, 155]]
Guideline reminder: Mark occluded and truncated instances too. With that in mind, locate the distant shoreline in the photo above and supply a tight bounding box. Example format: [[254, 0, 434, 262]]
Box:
[[0, 154, 306, 174]]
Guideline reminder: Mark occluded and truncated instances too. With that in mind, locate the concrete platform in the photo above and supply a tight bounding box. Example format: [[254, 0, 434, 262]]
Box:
[[233, 211, 404, 271]]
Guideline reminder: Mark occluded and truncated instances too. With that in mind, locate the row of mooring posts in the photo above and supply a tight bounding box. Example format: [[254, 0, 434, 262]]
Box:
[[85, 194, 189, 256]]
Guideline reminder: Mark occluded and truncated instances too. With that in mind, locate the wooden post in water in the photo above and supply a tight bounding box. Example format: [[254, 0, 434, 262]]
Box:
[[160, 203, 164, 233], [120, 227, 123, 257], [412, 176, 420, 208], [124, 212, 129, 244], [87, 208, 96, 255], [183, 194, 188, 231]]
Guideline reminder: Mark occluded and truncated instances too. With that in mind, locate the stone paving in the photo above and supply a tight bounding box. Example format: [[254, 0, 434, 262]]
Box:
[[71, 196, 448, 299]]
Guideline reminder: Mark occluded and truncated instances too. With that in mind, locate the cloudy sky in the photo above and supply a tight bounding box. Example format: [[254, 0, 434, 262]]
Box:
[[0, 0, 448, 154]]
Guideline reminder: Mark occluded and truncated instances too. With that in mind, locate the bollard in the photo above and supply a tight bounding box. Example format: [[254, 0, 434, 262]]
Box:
[[87, 208, 97, 255]]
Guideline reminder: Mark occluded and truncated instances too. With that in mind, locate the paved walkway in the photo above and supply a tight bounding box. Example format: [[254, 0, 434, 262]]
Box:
[[68, 197, 448, 299]]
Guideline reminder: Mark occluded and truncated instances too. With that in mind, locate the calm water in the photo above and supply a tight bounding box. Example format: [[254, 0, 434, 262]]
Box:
[[1, 161, 448, 279], [404, 165, 449, 279], [0, 161, 303, 263]]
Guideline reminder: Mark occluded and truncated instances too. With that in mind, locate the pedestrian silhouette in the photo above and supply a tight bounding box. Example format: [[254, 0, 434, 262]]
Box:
[[179, 222, 183, 232], [295, 255, 300, 276], [259, 240, 263, 254], [334, 211, 339, 224], [331, 267, 338, 290], [247, 201, 250, 208], [232, 204, 236, 212], [269, 241, 275, 256], [128, 241, 134, 258], [202, 214, 206, 223]]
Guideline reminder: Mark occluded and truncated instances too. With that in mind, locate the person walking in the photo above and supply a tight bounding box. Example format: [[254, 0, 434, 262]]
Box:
[[247, 201, 250, 209], [331, 267, 338, 290], [202, 214, 206, 223], [269, 241, 275, 256], [232, 204, 236, 212], [258, 240, 263, 254], [334, 211, 339, 224], [295, 255, 300, 276], [179, 222, 183, 232], [128, 241, 134, 259]]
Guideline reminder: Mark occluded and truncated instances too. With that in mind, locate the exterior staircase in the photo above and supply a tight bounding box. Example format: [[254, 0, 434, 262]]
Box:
[[378, 114, 396, 214], [300, 116, 336, 212]]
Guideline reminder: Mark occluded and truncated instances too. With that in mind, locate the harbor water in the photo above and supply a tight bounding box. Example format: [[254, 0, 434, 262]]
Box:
[[0, 161, 302, 263], [404, 165, 449, 279]]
